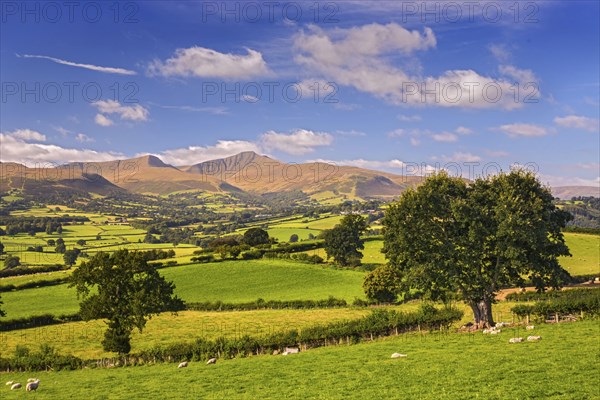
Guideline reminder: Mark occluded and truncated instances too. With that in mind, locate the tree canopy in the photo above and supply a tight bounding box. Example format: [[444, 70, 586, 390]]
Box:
[[69, 250, 184, 354], [322, 214, 368, 267], [243, 227, 270, 247], [380, 171, 572, 328]]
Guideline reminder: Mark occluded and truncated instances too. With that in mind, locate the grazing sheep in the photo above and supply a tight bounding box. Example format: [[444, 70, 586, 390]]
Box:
[[26, 380, 40, 392], [496, 322, 509, 328], [272, 350, 279, 355], [509, 337, 524, 343], [490, 329, 501, 335], [284, 347, 300, 354], [178, 361, 188, 368], [526, 325, 535, 330], [527, 335, 542, 341], [206, 358, 217, 365], [5, 381, 14, 386], [11, 383, 22, 390], [27, 378, 38, 383], [282, 351, 289, 356], [391, 353, 407, 358]]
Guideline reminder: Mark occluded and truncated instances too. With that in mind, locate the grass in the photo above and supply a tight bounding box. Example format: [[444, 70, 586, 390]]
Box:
[[0, 259, 366, 320], [0, 320, 598, 399], [0, 308, 380, 359], [559, 232, 600, 276]]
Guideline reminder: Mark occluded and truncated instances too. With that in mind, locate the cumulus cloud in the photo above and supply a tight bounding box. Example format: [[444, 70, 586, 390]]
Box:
[[489, 44, 511, 63], [92, 100, 149, 124], [496, 123, 547, 138], [94, 113, 114, 127], [554, 115, 599, 132], [0, 132, 122, 164], [18, 54, 136, 75], [294, 23, 539, 109], [148, 46, 270, 79], [431, 132, 458, 142], [260, 129, 334, 155], [4, 129, 46, 142], [441, 152, 482, 162], [455, 126, 473, 135], [151, 140, 261, 166], [398, 114, 422, 122]]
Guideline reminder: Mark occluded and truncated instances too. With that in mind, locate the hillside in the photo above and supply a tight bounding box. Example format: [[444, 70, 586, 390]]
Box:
[[552, 186, 600, 200]]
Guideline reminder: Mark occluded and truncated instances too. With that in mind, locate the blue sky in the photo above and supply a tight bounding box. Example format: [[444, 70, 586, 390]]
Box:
[[1, 0, 598, 186]]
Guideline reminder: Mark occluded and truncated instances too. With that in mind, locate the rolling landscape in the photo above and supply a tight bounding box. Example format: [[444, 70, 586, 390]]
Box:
[[1, 1, 599, 399]]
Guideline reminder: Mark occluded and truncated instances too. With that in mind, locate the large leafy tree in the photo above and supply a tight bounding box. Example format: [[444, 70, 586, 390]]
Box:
[[381, 171, 572, 328], [243, 228, 270, 247], [69, 250, 184, 354], [322, 215, 368, 267]]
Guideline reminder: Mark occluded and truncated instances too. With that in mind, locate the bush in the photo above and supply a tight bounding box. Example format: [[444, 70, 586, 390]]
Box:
[[511, 288, 600, 319], [191, 254, 215, 263], [241, 250, 264, 260]]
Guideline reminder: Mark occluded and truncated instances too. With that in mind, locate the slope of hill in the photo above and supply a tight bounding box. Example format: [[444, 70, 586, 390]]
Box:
[[552, 186, 600, 200]]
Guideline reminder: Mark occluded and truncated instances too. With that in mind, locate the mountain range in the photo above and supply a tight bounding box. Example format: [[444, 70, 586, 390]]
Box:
[[0, 152, 596, 201]]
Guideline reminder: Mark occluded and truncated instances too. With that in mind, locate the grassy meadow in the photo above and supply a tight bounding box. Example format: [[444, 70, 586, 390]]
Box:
[[1, 320, 598, 399]]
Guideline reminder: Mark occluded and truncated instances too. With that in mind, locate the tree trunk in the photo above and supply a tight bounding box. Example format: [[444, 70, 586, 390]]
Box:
[[470, 298, 495, 329]]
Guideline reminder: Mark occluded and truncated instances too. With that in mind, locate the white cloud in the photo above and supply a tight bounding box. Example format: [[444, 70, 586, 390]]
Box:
[[335, 130, 366, 137], [455, 126, 473, 135], [489, 44, 511, 63], [260, 129, 333, 155], [398, 114, 422, 122], [0, 132, 122, 163], [152, 140, 261, 166], [53, 126, 72, 137], [431, 132, 458, 142], [148, 46, 270, 79], [441, 152, 482, 162], [554, 115, 599, 132], [496, 123, 547, 138], [307, 158, 408, 170], [154, 104, 228, 115], [388, 129, 406, 138], [4, 129, 46, 142], [294, 23, 539, 110], [498, 65, 537, 84], [94, 114, 114, 127], [75, 133, 95, 143], [539, 174, 600, 188], [410, 137, 420, 146], [92, 100, 149, 123], [19, 54, 136, 75], [485, 149, 510, 158]]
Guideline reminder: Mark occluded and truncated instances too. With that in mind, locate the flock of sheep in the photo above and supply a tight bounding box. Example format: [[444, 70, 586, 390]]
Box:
[[5, 378, 40, 391], [482, 322, 543, 343]]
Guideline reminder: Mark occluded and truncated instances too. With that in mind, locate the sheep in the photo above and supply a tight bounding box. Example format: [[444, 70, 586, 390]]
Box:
[[27, 378, 38, 383], [509, 337, 524, 343], [178, 361, 188, 368], [527, 335, 542, 341], [5, 381, 14, 386], [526, 325, 535, 330], [282, 351, 289, 356], [284, 347, 300, 354], [391, 353, 407, 358], [206, 358, 217, 365], [490, 329, 501, 335], [495, 322, 509, 328], [11, 383, 22, 390], [26, 380, 40, 392]]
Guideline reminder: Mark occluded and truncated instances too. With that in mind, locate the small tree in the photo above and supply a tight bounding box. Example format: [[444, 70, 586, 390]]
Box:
[[0, 241, 4, 254], [4, 255, 20, 269], [69, 250, 184, 354], [322, 215, 368, 267], [363, 266, 401, 303], [76, 239, 86, 246], [64, 249, 80, 267], [47, 239, 56, 246], [289, 234, 299, 243], [55, 243, 66, 254], [0, 295, 5, 317], [243, 228, 270, 247]]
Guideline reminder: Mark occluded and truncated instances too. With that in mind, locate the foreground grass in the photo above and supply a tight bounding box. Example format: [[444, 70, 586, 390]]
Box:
[[1, 320, 598, 399]]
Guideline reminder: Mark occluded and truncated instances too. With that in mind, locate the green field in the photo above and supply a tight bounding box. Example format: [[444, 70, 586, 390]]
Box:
[[559, 233, 600, 276], [1, 320, 597, 399], [0, 308, 381, 359], [0, 259, 366, 319]]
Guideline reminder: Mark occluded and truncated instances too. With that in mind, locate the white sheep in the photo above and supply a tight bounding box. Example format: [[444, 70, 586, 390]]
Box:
[[27, 378, 38, 383], [391, 353, 407, 358], [490, 329, 501, 335], [11, 383, 22, 390], [527, 335, 542, 341], [5, 381, 14, 386], [206, 358, 217, 365], [496, 322, 509, 328], [526, 325, 535, 330], [26, 380, 40, 392], [178, 361, 188, 368], [284, 347, 299, 354], [509, 337, 524, 343]]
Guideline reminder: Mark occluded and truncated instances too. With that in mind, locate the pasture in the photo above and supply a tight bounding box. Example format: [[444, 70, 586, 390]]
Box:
[[1, 320, 597, 399]]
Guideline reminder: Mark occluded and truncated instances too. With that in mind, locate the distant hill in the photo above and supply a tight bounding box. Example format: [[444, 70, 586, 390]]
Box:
[[552, 186, 600, 200]]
